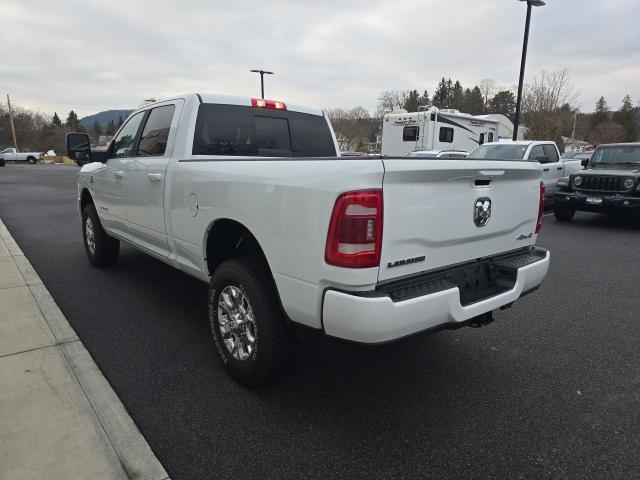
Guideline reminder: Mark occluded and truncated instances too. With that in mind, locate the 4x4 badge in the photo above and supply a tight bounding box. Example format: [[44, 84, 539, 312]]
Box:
[[473, 197, 491, 227]]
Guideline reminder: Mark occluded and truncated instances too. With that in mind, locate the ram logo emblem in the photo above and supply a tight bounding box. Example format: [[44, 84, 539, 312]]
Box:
[[473, 197, 492, 227]]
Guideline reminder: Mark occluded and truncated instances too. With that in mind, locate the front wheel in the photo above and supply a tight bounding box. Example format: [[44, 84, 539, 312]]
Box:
[[208, 258, 288, 387], [26, 156, 36, 165], [82, 203, 120, 267], [554, 204, 575, 222]]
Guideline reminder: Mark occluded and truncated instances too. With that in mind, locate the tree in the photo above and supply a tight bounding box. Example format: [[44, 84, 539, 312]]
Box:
[[325, 106, 375, 151], [450, 81, 464, 111], [478, 79, 497, 108], [521, 70, 579, 147], [591, 97, 609, 129], [65, 110, 80, 131], [463, 86, 485, 115], [612, 95, 637, 141], [432, 78, 451, 108], [590, 121, 625, 145], [117, 115, 124, 128], [489, 90, 517, 116], [92, 121, 103, 136], [376, 90, 407, 116], [105, 119, 117, 136], [403, 89, 421, 112], [51, 112, 62, 126]]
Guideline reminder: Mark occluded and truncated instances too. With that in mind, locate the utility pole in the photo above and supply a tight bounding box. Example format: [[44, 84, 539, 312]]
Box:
[[571, 111, 577, 139], [513, 0, 546, 141], [6, 94, 18, 150], [250, 69, 274, 99]]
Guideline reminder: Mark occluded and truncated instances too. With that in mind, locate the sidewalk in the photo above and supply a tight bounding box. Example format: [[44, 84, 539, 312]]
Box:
[[0, 217, 169, 480]]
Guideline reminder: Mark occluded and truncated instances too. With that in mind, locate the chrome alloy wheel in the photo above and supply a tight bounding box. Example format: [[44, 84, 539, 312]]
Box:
[[85, 217, 96, 256], [217, 286, 257, 361]]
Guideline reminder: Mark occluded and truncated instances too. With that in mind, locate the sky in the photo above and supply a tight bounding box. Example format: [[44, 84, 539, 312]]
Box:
[[2, 0, 639, 117]]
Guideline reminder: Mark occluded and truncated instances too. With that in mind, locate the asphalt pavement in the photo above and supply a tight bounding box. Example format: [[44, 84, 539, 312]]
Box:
[[0, 163, 638, 480]]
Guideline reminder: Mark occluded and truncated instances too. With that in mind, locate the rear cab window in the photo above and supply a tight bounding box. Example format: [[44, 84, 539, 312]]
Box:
[[192, 104, 336, 157]]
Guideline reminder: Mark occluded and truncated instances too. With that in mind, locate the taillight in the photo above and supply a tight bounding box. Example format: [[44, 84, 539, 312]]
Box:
[[536, 181, 545, 234], [251, 98, 287, 110], [325, 190, 383, 268]]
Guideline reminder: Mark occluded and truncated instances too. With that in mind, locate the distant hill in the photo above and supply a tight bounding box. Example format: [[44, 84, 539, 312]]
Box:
[[80, 109, 134, 128]]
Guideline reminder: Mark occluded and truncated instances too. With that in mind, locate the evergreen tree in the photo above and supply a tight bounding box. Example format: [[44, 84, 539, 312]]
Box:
[[450, 81, 464, 110], [418, 89, 430, 108], [105, 120, 117, 136], [489, 90, 517, 116], [403, 89, 421, 112], [51, 112, 62, 126], [432, 78, 450, 108], [65, 110, 80, 131], [92, 121, 103, 136], [612, 95, 637, 141], [591, 97, 609, 129], [464, 86, 485, 115]]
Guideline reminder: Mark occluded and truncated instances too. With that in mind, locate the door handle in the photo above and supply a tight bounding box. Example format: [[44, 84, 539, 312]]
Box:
[[557, 167, 563, 170], [114, 170, 124, 178], [543, 168, 550, 172], [148, 173, 163, 182]]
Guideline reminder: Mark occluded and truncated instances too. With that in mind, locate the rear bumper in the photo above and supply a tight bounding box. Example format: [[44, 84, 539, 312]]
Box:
[[555, 191, 640, 213], [322, 248, 550, 344]]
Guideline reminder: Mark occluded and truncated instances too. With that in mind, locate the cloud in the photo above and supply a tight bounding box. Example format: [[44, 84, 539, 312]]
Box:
[[1, 0, 638, 116]]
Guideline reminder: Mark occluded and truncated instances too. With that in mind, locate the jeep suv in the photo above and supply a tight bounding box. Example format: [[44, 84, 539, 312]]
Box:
[[554, 143, 640, 222]]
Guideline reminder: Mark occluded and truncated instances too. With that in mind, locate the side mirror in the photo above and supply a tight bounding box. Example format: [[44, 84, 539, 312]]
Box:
[[66, 133, 91, 166], [535, 156, 549, 164], [581, 158, 589, 168]]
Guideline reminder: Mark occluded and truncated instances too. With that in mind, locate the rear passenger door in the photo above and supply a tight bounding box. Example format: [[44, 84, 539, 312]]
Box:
[[124, 101, 182, 257]]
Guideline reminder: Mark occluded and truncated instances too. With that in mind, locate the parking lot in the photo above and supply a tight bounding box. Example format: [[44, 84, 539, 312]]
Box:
[[0, 164, 638, 479]]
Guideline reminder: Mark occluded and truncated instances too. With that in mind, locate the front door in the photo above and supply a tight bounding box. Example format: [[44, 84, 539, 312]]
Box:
[[91, 111, 146, 235], [124, 102, 180, 257]]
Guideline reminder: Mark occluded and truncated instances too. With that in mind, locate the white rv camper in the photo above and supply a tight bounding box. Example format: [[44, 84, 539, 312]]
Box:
[[381, 107, 500, 156]]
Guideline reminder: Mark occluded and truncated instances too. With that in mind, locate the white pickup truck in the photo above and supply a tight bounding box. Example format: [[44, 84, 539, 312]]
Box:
[[67, 93, 550, 386], [468, 141, 582, 200], [0, 147, 43, 165]]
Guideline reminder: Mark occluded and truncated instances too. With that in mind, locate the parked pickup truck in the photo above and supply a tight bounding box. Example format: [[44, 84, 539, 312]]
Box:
[[0, 148, 43, 164], [554, 142, 640, 223], [67, 93, 550, 386], [468, 141, 582, 200]]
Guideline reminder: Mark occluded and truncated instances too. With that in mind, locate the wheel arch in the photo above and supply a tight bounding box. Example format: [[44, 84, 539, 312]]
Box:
[[80, 188, 94, 213], [204, 218, 272, 279]]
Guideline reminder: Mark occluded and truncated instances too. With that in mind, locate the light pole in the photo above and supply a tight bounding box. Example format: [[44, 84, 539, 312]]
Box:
[[513, 0, 545, 141], [250, 69, 274, 99]]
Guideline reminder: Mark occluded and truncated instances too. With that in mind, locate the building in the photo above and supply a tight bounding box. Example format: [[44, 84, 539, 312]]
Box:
[[562, 136, 590, 153]]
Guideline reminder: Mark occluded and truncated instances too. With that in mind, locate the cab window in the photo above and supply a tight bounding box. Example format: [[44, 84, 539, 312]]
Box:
[[112, 112, 145, 158], [542, 144, 559, 163], [529, 145, 546, 162], [137, 105, 176, 156]]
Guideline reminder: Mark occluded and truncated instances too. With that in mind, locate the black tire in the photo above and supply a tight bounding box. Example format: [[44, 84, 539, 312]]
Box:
[[26, 156, 36, 165], [81, 203, 119, 267], [0, 159, 5, 167], [208, 257, 287, 387], [554, 204, 575, 222]]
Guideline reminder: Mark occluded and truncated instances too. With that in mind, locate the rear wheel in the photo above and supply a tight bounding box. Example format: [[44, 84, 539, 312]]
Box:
[[208, 258, 288, 387], [26, 156, 36, 165], [554, 204, 575, 222], [82, 203, 120, 267]]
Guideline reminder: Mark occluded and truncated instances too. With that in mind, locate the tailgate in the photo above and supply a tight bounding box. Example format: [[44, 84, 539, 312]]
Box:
[[379, 159, 542, 282]]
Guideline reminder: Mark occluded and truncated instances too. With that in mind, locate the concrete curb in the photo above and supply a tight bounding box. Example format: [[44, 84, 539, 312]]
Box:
[[0, 217, 169, 480]]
